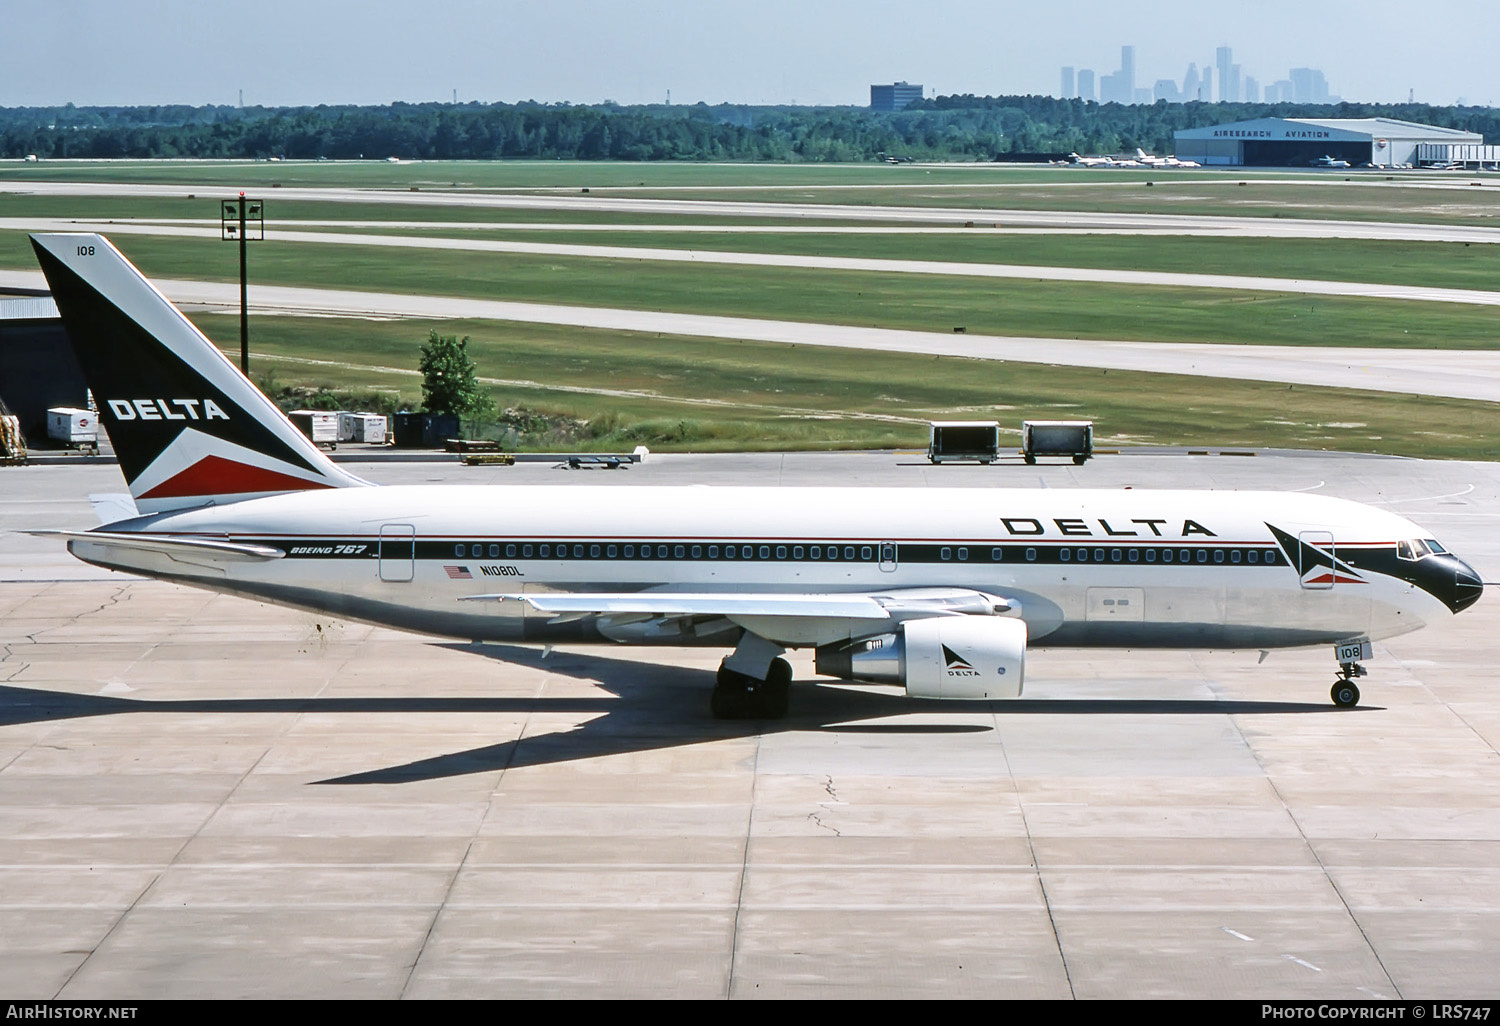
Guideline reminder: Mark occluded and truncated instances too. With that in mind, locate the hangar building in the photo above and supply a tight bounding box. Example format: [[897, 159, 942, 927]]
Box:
[[1173, 117, 1482, 167], [0, 292, 87, 442]]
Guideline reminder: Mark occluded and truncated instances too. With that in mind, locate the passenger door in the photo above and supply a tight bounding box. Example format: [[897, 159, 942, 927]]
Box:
[[379, 523, 415, 582]]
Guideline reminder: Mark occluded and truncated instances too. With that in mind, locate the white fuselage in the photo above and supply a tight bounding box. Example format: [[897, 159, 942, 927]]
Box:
[[74, 485, 1456, 652]]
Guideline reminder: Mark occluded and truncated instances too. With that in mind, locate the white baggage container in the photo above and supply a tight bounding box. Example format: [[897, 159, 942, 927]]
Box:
[[339, 412, 387, 444], [288, 409, 339, 447], [358, 415, 387, 445], [46, 407, 98, 446]]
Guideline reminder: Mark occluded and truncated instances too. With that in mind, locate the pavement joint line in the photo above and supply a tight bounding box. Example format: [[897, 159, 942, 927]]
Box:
[[1385, 645, 1500, 767], [726, 728, 763, 999], [997, 707, 1076, 998], [402, 837, 476, 999], [1213, 653, 1405, 1000], [45, 585, 242, 999], [398, 646, 535, 994]]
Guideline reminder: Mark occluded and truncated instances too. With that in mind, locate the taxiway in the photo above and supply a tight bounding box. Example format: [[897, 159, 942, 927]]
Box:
[[1, 450, 1497, 998]]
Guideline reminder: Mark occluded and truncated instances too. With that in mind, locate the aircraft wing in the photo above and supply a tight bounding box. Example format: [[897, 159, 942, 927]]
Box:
[[462, 592, 893, 619], [461, 588, 1015, 620]]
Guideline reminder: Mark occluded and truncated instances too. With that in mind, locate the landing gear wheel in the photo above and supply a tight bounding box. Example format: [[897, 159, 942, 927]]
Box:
[[1072, 454, 1087, 465], [1331, 681, 1361, 708], [711, 660, 791, 720], [1023, 454, 1036, 465], [710, 681, 744, 719]]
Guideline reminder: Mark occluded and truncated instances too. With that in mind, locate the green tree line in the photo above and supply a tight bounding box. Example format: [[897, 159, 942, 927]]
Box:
[[1, 97, 1492, 162]]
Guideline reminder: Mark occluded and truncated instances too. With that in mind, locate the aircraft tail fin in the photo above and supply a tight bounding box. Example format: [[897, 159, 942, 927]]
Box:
[[30, 233, 369, 514]]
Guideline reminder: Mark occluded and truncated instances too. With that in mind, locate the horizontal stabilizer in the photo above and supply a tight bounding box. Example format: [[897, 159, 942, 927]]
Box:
[[29, 529, 286, 566], [88, 493, 139, 526]]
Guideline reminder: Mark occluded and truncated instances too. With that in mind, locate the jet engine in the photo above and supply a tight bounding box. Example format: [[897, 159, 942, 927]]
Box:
[[815, 616, 1026, 699]]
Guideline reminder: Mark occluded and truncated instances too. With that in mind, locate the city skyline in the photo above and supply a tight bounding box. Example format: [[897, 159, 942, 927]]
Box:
[[3, 1, 1498, 108], [1061, 45, 1340, 106]]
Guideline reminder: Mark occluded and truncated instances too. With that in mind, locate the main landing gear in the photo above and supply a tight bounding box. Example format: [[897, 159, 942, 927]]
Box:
[[710, 632, 792, 720], [1331, 661, 1367, 708], [712, 658, 792, 720]]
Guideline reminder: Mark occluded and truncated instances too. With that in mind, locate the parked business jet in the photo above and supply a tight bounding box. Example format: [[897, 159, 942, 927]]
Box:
[[1135, 149, 1201, 168], [28, 234, 1484, 718]]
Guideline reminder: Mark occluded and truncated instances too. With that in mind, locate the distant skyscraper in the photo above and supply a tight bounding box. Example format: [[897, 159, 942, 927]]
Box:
[[1061, 66, 1075, 98], [1183, 63, 1201, 102], [1202, 65, 1214, 103], [1243, 76, 1260, 103], [1098, 45, 1137, 104], [1289, 68, 1330, 104], [1216, 46, 1237, 103], [1077, 69, 1096, 102], [1153, 80, 1180, 103], [1099, 72, 1126, 104]]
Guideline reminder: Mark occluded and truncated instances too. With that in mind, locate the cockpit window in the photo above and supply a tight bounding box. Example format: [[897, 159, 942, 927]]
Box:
[[1398, 539, 1436, 561]]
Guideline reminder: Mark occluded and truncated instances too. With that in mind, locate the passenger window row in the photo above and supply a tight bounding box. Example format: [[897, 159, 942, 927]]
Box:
[[444, 540, 1283, 566], [1017, 546, 1282, 565], [452, 541, 877, 561]]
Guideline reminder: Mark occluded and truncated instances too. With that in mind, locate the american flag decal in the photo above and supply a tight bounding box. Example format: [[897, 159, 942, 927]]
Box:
[[444, 566, 472, 579]]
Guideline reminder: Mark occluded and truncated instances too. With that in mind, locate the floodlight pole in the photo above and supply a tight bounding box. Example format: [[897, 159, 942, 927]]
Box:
[[239, 196, 248, 373], [220, 193, 264, 373]]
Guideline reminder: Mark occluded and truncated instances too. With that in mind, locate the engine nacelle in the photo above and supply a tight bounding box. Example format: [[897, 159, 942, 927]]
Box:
[[815, 616, 1026, 699]]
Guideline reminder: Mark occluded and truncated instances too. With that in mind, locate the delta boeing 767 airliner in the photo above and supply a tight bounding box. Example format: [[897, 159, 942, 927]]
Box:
[[26, 233, 1483, 718]]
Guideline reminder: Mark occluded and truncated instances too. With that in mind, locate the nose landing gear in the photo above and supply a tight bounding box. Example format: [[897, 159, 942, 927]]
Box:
[[1331, 661, 1367, 708], [1330, 639, 1372, 708]]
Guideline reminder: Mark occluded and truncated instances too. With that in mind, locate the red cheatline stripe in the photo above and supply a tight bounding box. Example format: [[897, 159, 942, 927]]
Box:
[[138, 455, 334, 499]]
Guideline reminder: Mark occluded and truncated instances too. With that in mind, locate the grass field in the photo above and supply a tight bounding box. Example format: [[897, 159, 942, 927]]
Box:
[[3, 229, 1494, 350], [206, 313, 1500, 458]]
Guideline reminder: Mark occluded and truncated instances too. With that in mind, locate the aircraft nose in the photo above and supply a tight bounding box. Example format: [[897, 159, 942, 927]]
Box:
[[1452, 559, 1484, 614]]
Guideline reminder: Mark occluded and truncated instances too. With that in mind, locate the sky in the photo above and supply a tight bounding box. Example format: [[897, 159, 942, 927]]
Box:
[[5, 0, 1500, 109]]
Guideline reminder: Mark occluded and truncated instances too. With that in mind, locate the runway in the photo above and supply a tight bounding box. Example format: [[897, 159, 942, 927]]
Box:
[[2, 450, 1497, 998]]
